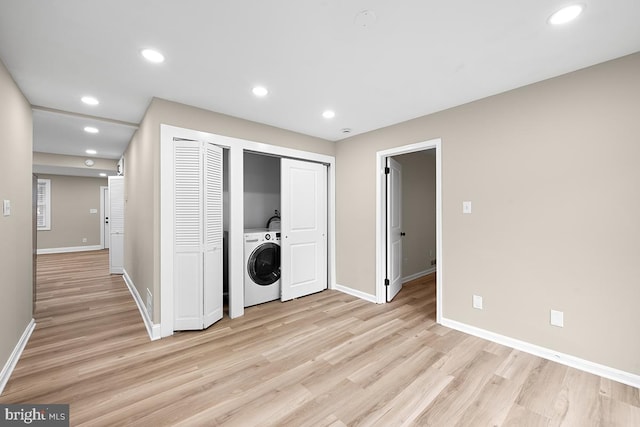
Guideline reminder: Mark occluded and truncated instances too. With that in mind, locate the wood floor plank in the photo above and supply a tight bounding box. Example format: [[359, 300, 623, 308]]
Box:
[[0, 250, 637, 426]]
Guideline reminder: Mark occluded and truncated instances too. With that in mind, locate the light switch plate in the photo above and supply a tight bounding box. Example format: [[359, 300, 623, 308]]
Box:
[[89, 208, 98, 214], [3, 200, 10, 216], [463, 201, 472, 214]]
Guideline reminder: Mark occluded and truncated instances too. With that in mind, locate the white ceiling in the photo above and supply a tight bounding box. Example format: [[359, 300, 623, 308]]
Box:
[[1, 1, 639, 164]]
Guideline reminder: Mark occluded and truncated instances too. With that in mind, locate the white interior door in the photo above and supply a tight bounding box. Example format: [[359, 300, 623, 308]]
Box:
[[173, 140, 223, 330], [108, 176, 124, 274], [102, 186, 110, 249], [387, 157, 403, 301], [203, 142, 223, 328], [281, 159, 327, 301]]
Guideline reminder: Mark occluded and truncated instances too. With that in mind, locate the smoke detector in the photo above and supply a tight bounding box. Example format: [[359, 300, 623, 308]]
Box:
[[355, 10, 376, 28]]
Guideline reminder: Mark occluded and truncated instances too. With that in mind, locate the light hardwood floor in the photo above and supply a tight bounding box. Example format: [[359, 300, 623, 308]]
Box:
[[1, 250, 638, 426]]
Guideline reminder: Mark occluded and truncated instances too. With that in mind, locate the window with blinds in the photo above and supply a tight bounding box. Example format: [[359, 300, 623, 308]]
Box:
[[37, 178, 51, 230]]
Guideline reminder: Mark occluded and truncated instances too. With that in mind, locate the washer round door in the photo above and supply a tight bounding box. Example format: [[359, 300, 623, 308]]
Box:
[[248, 242, 281, 286]]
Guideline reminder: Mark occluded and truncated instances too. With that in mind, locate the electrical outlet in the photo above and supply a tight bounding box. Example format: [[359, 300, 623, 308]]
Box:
[[550, 310, 564, 327], [463, 201, 472, 214], [473, 295, 483, 310], [82, 237, 87, 243]]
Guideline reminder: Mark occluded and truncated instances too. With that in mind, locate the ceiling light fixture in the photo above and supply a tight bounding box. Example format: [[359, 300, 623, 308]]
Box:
[[141, 48, 165, 63], [86, 149, 97, 155], [84, 126, 99, 134], [322, 110, 336, 119], [252, 86, 268, 97], [549, 4, 584, 25], [84, 159, 95, 167], [99, 173, 107, 177], [81, 96, 99, 106]]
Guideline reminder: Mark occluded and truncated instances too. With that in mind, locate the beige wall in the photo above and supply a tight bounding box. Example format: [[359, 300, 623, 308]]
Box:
[[395, 151, 436, 279], [33, 152, 118, 174], [0, 59, 33, 377], [124, 98, 335, 322], [36, 174, 107, 250], [335, 52, 640, 375]]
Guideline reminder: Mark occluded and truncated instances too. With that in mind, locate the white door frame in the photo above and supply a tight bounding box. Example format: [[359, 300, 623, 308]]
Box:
[[160, 124, 336, 338], [375, 138, 443, 323]]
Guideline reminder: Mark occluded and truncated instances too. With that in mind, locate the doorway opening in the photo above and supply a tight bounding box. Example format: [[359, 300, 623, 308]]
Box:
[[376, 139, 443, 323]]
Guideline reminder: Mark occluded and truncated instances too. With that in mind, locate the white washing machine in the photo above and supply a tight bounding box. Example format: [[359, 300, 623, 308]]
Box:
[[244, 229, 281, 307]]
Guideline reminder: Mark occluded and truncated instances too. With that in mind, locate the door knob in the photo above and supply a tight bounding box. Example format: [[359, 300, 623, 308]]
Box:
[[400, 232, 406, 236]]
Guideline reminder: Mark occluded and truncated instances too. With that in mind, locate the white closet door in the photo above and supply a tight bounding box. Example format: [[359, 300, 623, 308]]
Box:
[[173, 141, 204, 330], [203, 142, 223, 328], [108, 176, 124, 274], [281, 159, 327, 301]]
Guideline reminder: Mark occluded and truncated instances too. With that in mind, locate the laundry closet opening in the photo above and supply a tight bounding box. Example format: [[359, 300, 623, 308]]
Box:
[[242, 152, 281, 307], [159, 124, 336, 338], [242, 151, 328, 309]]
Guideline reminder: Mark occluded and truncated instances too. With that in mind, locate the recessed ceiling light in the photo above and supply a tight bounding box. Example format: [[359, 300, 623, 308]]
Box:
[[252, 86, 268, 97], [86, 149, 97, 155], [549, 4, 583, 25], [84, 126, 99, 134], [81, 96, 99, 106], [99, 173, 107, 177], [141, 48, 165, 63], [322, 110, 336, 119]]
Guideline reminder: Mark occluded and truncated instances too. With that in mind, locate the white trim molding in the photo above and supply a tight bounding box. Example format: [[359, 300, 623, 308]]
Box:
[[334, 283, 377, 304], [402, 268, 436, 284], [123, 269, 161, 341], [441, 317, 640, 389], [37, 245, 103, 255], [0, 319, 35, 395]]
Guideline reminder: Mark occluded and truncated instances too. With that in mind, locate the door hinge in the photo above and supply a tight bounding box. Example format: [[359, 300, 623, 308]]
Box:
[[384, 278, 390, 287], [384, 167, 390, 174]]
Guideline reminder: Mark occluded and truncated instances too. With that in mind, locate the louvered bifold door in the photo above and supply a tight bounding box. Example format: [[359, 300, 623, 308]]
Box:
[[173, 141, 204, 330], [203, 142, 223, 328]]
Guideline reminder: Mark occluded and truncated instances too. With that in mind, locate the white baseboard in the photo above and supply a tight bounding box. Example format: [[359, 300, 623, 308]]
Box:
[[0, 319, 35, 395], [334, 283, 377, 304], [402, 267, 436, 283], [441, 317, 640, 389], [37, 245, 103, 255], [122, 269, 161, 341]]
